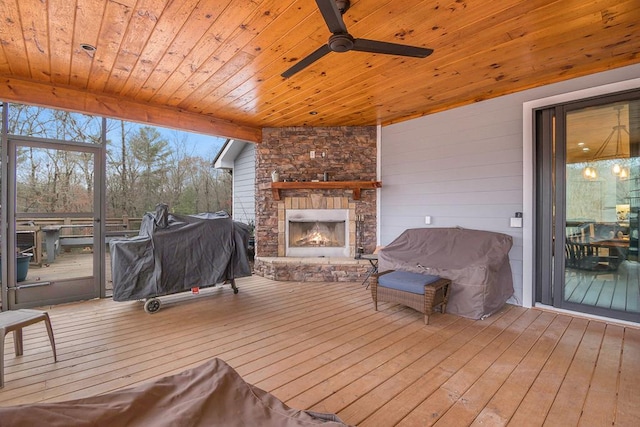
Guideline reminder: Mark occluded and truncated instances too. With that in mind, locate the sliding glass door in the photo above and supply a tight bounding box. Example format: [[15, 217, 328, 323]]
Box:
[[536, 91, 640, 322]]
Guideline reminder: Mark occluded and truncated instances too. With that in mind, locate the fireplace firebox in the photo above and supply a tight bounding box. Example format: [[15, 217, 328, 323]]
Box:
[[285, 209, 349, 257], [289, 221, 346, 248]]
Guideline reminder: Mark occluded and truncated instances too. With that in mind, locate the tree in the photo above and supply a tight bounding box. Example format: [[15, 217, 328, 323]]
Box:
[[128, 127, 171, 214], [106, 120, 138, 217], [9, 107, 100, 213], [6, 103, 231, 221]]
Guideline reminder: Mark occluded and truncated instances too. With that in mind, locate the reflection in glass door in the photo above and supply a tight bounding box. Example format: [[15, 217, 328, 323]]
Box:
[[561, 99, 640, 320], [6, 139, 103, 309]]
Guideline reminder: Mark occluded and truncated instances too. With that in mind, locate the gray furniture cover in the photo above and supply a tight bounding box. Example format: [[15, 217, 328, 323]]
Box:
[[110, 207, 251, 302], [378, 227, 513, 320], [0, 358, 349, 426]]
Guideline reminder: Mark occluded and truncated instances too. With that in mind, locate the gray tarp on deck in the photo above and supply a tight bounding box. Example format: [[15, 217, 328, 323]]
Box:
[[110, 207, 251, 302], [0, 358, 348, 426]]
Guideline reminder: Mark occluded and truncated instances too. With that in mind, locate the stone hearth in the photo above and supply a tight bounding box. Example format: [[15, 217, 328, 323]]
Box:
[[254, 257, 372, 282]]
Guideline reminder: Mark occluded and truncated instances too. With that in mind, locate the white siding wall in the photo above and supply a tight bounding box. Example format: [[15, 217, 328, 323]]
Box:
[[232, 143, 255, 226], [380, 63, 640, 306]]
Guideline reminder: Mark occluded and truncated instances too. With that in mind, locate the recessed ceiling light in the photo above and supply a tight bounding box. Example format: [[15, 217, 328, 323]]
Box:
[[577, 142, 585, 146], [582, 147, 590, 152], [309, 111, 318, 115], [80, 43, 96, 53]]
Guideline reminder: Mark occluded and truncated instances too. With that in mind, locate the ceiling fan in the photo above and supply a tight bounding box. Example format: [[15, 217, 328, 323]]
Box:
[[281, 0, 434, 78]]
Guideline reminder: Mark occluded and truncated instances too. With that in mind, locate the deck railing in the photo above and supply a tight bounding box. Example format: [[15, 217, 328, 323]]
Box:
[[18, 216, 143, 234], [15, 216, 143, 265]]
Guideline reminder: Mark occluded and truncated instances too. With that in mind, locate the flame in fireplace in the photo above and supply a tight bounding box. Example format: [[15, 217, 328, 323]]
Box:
[[285, 209, 349, 256], [296, 222, 336, 247]]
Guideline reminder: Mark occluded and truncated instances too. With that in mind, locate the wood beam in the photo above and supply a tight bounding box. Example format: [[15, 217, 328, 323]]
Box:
[[0, 76, 262, 143]]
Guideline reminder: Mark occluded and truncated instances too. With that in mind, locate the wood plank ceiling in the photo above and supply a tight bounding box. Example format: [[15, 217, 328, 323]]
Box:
[[0, 0, 638, 143]]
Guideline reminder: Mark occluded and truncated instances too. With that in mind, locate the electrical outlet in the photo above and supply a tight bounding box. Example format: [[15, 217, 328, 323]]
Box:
[[310, 150, 315, 159]]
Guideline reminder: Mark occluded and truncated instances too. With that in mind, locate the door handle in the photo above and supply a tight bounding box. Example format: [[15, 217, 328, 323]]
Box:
[[9, 281, 52, 290]]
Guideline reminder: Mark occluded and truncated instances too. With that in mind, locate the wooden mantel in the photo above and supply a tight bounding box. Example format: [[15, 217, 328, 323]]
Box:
[[271, 181, 382, 201]]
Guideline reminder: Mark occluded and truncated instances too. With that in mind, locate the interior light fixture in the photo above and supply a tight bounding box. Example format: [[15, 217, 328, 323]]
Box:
[[595, 105, 629, 176], [583, 105, 629, 180], [583, 166, 597, 180]]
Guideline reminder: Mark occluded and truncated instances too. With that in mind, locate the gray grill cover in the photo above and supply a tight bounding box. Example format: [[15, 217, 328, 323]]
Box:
[[110, 209, 251, 302], [378, 227, 513, 320]]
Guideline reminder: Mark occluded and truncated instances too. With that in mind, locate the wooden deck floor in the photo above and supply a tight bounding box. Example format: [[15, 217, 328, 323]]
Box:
[[1, 275, 639, 426]]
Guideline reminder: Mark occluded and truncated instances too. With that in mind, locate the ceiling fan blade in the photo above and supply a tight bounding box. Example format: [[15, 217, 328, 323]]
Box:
[[352, 38, 434, 58], [316, 0, 348, 34], [281, 44, 332, 78]]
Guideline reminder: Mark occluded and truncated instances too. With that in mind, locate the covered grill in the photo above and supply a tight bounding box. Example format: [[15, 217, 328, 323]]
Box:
[[110, 205, 251, 312]]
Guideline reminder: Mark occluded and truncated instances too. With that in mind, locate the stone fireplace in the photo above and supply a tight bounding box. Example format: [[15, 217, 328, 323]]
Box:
[[253, 126, 378, 282]]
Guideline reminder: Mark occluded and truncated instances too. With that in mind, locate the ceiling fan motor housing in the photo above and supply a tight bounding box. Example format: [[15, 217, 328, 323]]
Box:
[[329, 33, 354, 52], [335, 0, 350, 14]]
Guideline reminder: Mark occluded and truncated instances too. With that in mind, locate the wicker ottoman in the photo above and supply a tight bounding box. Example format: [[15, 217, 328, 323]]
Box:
[[372, 270, 451, 324]]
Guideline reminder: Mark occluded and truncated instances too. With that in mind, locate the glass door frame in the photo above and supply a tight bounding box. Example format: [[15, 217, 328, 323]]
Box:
[[2, 135, 106, 310], [535, 89, 640, 323]]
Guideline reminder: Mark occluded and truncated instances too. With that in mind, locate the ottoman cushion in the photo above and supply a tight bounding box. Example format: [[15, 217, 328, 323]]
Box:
[[378, 271, 441, 295]]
